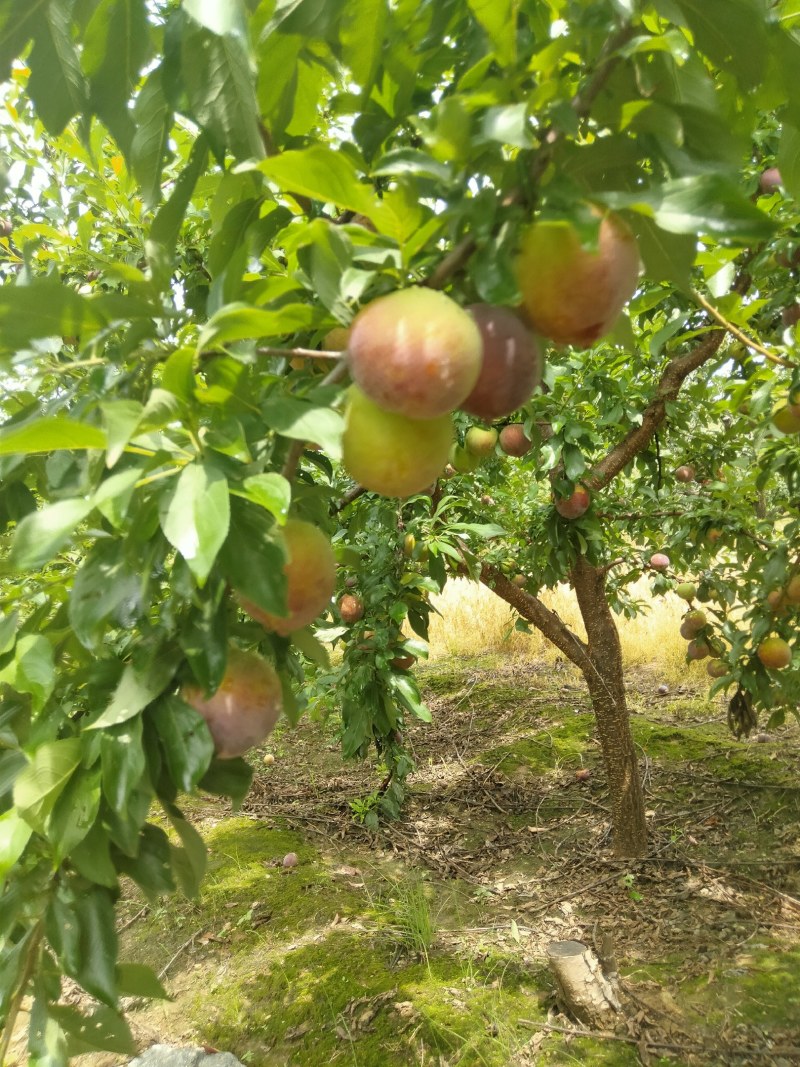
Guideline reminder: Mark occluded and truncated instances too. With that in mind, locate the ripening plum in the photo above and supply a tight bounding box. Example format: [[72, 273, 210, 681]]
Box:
[[182, 648, 283, 759], [461, 305, 542, 419], [341, 385, 453, 497], [707, 659, 728, 678], [516, 210, 640, 348], [757, 637, 792, 669], [347, 288, 482, 418], [499, 424, 531, 457], [240, 518, 336, 636], [675, 582, 697, 601], [649, 553, 670, 571], [759, 167, 783, 194], [339, 594, 365, 624], [554, 487, 591, 519], [675, 465, 695, 483]]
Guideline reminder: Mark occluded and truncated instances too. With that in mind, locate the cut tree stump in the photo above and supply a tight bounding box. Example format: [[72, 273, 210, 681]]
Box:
[[546, 940, 621, 1027]]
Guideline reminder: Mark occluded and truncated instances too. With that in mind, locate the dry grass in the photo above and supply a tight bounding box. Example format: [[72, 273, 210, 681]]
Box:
[[424, 578, 702, 686]]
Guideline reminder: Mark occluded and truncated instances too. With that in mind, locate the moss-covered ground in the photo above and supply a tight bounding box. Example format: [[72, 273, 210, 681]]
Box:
[[83, 656, 800, 1066]]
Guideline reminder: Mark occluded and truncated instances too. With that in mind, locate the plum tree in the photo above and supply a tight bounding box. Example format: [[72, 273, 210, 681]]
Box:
[[461, 305, 541, 419], [182, 649, 283, 759], [515, 211, 640, 347], [347, 288, 482, 418], [341, 385, 453, 496], [240, 519, 337, 636]]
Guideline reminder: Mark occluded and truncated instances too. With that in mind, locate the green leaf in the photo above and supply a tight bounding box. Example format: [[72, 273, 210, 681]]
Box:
[[467, 0, 517, 66], [101, 400, 144, 468], [199, 756, 254, 810], [0, 282, 107, 351], [83, 0, 150, 155], [629, 214, 695, 291], [100, 716, 146, 810], [261, 396, 344, 459], [600, 176, 776, 241], [778, 125, 800, 203], [50, 1003, 135, 1059], [258, 146, 388, 226], [114, 823, 175, 900], [69, 541, 142, 649], [197, 302, 318, 349], [147, 135, 209, 285], [131, 65, 173, 209], [289, 627, 330, 667], [160, 463, 230, 585], [13, 739, 82, 833], [9, 497, 95, 570], [220, 499, 287, 617], [47, 767, 102, 864], [233, 472, 291, 522], [0, 809, 32, 889], [70, 822, 118, 888], [339, 0, 387, 99], [165, 805, 207, 898], [180, 12, 264, 161], [27, 0, 88, 134], [152, 696, 214, 793], [0, 416, 107, 456], [183, 0, 247, 35], [116, 963, 168, 1000], [389, 674, 432, 722], [0, 634, 54, 711], [90, 649, 177, 730], [672, 0, 766, 90], [73, 887, 119, 1005]]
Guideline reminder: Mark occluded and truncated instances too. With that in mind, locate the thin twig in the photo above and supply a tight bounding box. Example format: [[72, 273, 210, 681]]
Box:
[[281, 361, 348, 479], [692, 290, 795, 367], [158, 929, 202, 981], [118, 906, 148, 933], [257, 346, 344, 361]]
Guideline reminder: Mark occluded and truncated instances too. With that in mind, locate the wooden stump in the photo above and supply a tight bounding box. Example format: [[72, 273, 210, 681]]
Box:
[[546, 940, 621, 1027]]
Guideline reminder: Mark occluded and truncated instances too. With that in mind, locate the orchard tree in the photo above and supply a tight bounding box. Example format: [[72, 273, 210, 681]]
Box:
[[1, 0, 800, 1060]]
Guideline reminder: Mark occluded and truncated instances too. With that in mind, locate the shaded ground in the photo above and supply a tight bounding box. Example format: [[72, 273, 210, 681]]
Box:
[[54, 657, 800, 1065]]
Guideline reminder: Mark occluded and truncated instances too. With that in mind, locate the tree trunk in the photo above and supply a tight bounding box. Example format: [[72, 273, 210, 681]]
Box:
[[571, 557, 647, 858], [546, 940, 621, 1026]]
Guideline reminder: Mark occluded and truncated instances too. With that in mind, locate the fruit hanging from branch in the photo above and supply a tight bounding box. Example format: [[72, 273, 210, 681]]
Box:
[[182, 648, 283, 758], [341, 385, 453, 497], [649, 552, 670, 571], [499, 423, 532, 457], [464, 426, 498, 457], [461, 304, 541, 419], [347, 287, 482, 418], [339, 593, 365, 624], [515, 210, 640, 348], [554, 486, 591, 519], [240, 518, 336, 635], [756, 637, 792, 669]]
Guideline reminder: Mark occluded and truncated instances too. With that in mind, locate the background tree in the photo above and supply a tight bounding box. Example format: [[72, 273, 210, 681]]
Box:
[[1, 0, 800, 1060]]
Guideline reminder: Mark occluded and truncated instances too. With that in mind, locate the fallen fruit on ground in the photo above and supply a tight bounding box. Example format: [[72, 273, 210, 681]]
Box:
[[464, 426, 498, 456], [347, 287, 482, 418], [240, 518, 336, 636], [182, 648, 283, 759], [339, 593, 365, 624], [461, 304, 541, 419], [516, 210, 640, 347], [342, 385, 453, 497], [675, 582, 697, 601], [554, 487, 591, 519], [282, 852, 299, 868], [757, 637, 792, 669], [649, 553, 670, 571], [499, 424, 531, 457], [263, 753, 275, 766]]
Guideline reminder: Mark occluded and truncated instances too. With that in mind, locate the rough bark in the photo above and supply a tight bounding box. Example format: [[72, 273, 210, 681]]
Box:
[[570, 556, 647, 858], [546, 940, 621, 1026]]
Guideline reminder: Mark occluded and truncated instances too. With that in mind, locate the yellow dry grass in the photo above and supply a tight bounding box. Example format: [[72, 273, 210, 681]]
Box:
[[424, 577, 700, 685]]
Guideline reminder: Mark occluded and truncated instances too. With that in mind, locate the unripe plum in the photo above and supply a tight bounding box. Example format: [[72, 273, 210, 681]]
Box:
[[464, 426, 498, 457], [240, 518, 336, 636], [757, 637, 792, 669], [324, 326, 350, 351], [499, 424, 531, 457], [767, 589, 787, 613], [347, 288, 482, 418], [182, 648, 283, 759], [450, 443, 482, 473], [785, 575, 800, 603], [772, 402, 800, 434], [512, 574, 527, 588], [649, 553, 670, 571], [403, 533, 416, 558], [461, 304, 541, 419], [707, 659, 728, 678], [675, 582, 696, 601], [342, 385, 453, 497], [345, 575, 358, 589], [675, 465, 695, 483], [516, 211, 640, 348], [782, 304, 800, 329], [339, 593, 364, 624], [554, 487, 590, 520], [687, 639, 710, 660]]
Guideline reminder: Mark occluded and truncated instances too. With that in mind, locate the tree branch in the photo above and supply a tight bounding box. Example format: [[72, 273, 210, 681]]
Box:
[[478, 563, 592, 672], [258, 346, 344, 361]]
